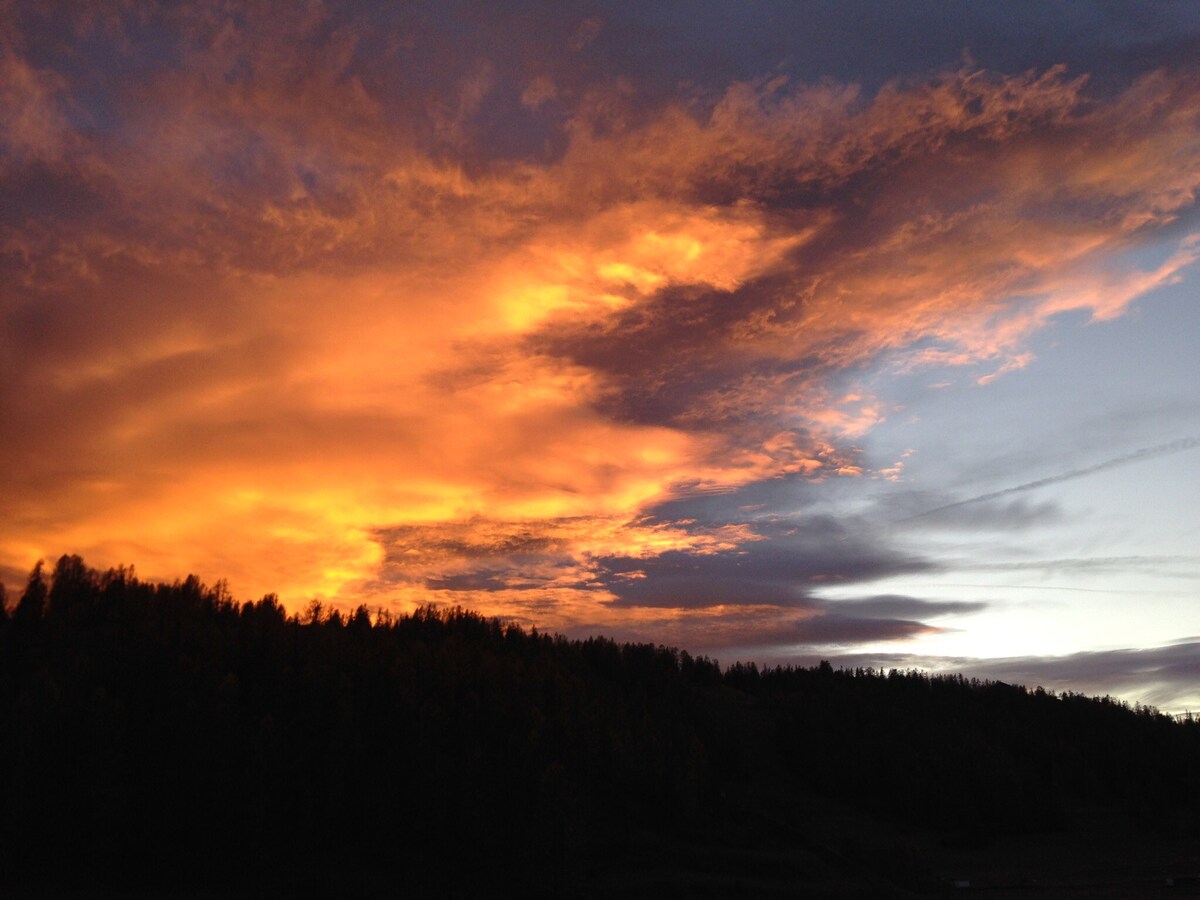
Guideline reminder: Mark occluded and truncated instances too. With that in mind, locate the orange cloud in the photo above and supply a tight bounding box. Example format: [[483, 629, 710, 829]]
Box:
[[3, 8, 1199, 643]]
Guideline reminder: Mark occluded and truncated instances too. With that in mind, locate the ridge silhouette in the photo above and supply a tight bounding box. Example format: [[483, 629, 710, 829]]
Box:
[[1, 555, 1196, 897]]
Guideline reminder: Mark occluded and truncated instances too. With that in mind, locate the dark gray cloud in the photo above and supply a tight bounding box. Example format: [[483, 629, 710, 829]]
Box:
[[793, 613, 937, 646], [597, 516, 935, 608], [828, 594, 985, 619], [557, 602, 953, 655], [528, 278, 821, 429], [773, 593, 982, 649], [438, 1, 1200, 105], [637, 471, 829, 524]]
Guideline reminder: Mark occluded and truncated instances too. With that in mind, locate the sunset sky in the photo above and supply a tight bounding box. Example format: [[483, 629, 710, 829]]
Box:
[[3, 2, 1199, 710]]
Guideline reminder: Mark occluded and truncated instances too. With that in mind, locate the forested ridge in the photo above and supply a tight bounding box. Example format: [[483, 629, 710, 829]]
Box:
[[2, 555, 1198, 897]]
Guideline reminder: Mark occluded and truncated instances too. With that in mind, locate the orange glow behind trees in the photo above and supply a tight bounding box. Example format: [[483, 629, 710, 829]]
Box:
[[3, 6, 1200, 660]]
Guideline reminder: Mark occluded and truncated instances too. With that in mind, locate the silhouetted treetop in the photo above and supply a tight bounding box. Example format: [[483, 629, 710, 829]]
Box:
[[0, 557, 1196, 896]]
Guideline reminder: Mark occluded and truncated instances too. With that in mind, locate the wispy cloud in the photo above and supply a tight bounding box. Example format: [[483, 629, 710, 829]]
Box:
[[957, 555, 1200, 576], [901, 437, 1200, 523], [1, 4, 1198, 681]]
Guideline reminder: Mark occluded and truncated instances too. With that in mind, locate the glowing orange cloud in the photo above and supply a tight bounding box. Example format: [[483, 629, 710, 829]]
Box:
[[2, 7, 1199, 644]]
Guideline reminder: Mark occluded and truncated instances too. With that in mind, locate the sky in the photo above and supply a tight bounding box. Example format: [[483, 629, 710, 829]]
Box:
[[3, 1, 1199, 710]]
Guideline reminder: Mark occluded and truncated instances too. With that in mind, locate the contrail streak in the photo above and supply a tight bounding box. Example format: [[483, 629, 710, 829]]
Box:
[[902, 436, 1200, 522]]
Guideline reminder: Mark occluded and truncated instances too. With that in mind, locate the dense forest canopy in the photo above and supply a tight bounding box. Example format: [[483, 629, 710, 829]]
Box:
[[1, 555, 1197, 897]]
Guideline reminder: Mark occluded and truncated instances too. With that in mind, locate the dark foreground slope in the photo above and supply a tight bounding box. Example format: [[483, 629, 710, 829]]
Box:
[[1, 556, 1198, 898]]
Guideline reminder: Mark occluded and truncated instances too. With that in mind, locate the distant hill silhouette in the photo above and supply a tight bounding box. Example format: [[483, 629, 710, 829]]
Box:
[[1, 555, 1197, 897]]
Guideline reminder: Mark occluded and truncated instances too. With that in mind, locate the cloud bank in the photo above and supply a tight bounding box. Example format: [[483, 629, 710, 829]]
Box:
[[2, 3, 1199, 685]]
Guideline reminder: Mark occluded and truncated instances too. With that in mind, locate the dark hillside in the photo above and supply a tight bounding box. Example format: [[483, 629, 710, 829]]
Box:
[[1, 556, 1197, 897]]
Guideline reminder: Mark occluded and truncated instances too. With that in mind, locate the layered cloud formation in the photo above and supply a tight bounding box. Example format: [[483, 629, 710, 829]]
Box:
[[3, 3, 1199, 704]]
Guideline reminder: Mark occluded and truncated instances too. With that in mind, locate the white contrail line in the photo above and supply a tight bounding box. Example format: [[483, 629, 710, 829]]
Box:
[[900, 436, 1200, 522]]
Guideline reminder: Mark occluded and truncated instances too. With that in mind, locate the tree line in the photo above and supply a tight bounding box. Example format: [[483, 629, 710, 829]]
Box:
[[1, 555, 1197, 895]]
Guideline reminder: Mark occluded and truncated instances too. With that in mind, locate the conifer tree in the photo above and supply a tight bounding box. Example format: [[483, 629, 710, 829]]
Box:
[[13, 560, 47, 625]]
